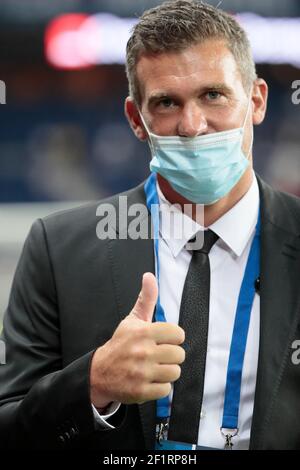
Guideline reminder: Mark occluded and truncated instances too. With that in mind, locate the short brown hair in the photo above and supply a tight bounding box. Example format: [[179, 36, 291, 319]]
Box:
[[126, 0, 257, 104]]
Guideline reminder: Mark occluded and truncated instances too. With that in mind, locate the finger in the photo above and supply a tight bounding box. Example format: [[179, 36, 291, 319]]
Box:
[[151, 364, 181, 383], [153, 344, 186, 365], [131, 273, 158, 322], [150, 322, 185, 345], [136, 382, 172, 403]]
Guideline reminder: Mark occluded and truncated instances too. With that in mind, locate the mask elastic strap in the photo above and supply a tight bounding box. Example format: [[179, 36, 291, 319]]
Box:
[[242, 93, 253, 130], [242, 91, 254, 160], [138, 110, 155, 148], [139, 110, 149, 132]]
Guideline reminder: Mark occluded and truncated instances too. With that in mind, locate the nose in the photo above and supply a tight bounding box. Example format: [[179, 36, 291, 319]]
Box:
[[177, 103, 208, 137]]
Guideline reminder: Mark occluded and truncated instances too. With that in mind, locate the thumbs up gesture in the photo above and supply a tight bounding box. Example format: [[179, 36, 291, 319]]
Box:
[[90, 273, 185, 409]]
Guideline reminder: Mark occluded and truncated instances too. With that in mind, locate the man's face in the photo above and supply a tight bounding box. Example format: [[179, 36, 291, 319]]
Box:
[[126, 39, 268, 160]]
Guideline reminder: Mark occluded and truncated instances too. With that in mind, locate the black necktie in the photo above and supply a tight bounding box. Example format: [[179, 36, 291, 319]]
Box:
[[168, 230, 219, 444]]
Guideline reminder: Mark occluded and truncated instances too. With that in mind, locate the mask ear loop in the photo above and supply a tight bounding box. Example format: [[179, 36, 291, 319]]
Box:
[[242, 92, 254, 161], [138, 110, 156, 154]]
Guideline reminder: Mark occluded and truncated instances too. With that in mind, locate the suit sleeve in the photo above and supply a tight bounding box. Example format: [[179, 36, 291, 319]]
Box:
[[0, 219, 125, 449]]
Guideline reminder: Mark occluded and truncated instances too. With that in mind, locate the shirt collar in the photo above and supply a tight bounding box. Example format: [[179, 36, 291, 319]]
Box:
[[157, 172, 259, 258]]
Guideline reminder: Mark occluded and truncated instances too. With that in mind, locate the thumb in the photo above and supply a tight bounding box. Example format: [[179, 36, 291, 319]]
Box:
[[131, 272, 158, 322]]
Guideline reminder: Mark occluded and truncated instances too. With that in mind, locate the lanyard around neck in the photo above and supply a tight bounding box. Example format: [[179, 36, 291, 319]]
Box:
[[144, 172, 261, 445]]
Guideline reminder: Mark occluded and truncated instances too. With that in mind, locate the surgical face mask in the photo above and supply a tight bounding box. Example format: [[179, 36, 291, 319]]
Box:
[[140, 97, 253, 205]]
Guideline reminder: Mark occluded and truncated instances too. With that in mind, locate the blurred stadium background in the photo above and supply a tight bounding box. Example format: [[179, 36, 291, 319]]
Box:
[[0, 0, 300, 324]]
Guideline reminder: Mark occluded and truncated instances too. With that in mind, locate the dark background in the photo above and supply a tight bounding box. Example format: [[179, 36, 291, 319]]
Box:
[[0, 0, 299, 203]]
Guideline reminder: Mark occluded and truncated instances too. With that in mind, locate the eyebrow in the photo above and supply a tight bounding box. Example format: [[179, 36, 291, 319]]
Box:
[[202, 83, 234, 95], [147, 83, 234, 105]]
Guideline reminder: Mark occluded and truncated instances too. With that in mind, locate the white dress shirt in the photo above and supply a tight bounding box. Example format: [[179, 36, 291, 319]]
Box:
[[158, 173, 260, 450], [94, 173, 260, 450]]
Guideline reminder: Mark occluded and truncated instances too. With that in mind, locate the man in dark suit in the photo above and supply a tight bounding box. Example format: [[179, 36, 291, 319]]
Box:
[[1, 0, 300, 450]]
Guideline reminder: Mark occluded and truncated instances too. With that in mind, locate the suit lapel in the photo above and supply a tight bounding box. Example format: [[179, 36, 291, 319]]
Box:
[[250, 178, 300, 449], [107, 182, 156, 450]]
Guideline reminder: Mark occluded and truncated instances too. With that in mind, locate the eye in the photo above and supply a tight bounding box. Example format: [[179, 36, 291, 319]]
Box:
[[206, 91, 222, 100], [158, 97, 175, 108]]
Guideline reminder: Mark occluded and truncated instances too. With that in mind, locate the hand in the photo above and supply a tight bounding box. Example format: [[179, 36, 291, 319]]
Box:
[[90, 272, 185, 409]]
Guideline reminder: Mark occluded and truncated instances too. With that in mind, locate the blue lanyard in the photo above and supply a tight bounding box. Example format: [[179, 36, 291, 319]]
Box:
[[144, 173, 169, 418], [221, 210, 260, 434], [144, 173, 261, 435]]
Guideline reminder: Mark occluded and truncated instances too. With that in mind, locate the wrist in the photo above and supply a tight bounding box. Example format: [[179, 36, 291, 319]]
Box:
[[90, 388, 113, 410], [94, 401, 113, 414], [90, 346, 114, 410]]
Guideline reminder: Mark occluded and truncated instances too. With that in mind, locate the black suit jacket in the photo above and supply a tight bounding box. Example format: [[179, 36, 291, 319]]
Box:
[[1, 176, 300, 450]]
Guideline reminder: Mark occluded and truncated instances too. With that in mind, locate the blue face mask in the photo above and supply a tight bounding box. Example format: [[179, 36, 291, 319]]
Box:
[[140, 98, 253, 205]]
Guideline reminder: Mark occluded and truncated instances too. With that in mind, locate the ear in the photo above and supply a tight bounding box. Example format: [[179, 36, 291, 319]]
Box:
[[124, 97, 148, 141], [251, 78, 268, 126]]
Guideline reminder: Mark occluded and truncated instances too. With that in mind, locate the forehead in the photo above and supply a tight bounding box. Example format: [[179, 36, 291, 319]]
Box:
[[136, 39, 244, 101]]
